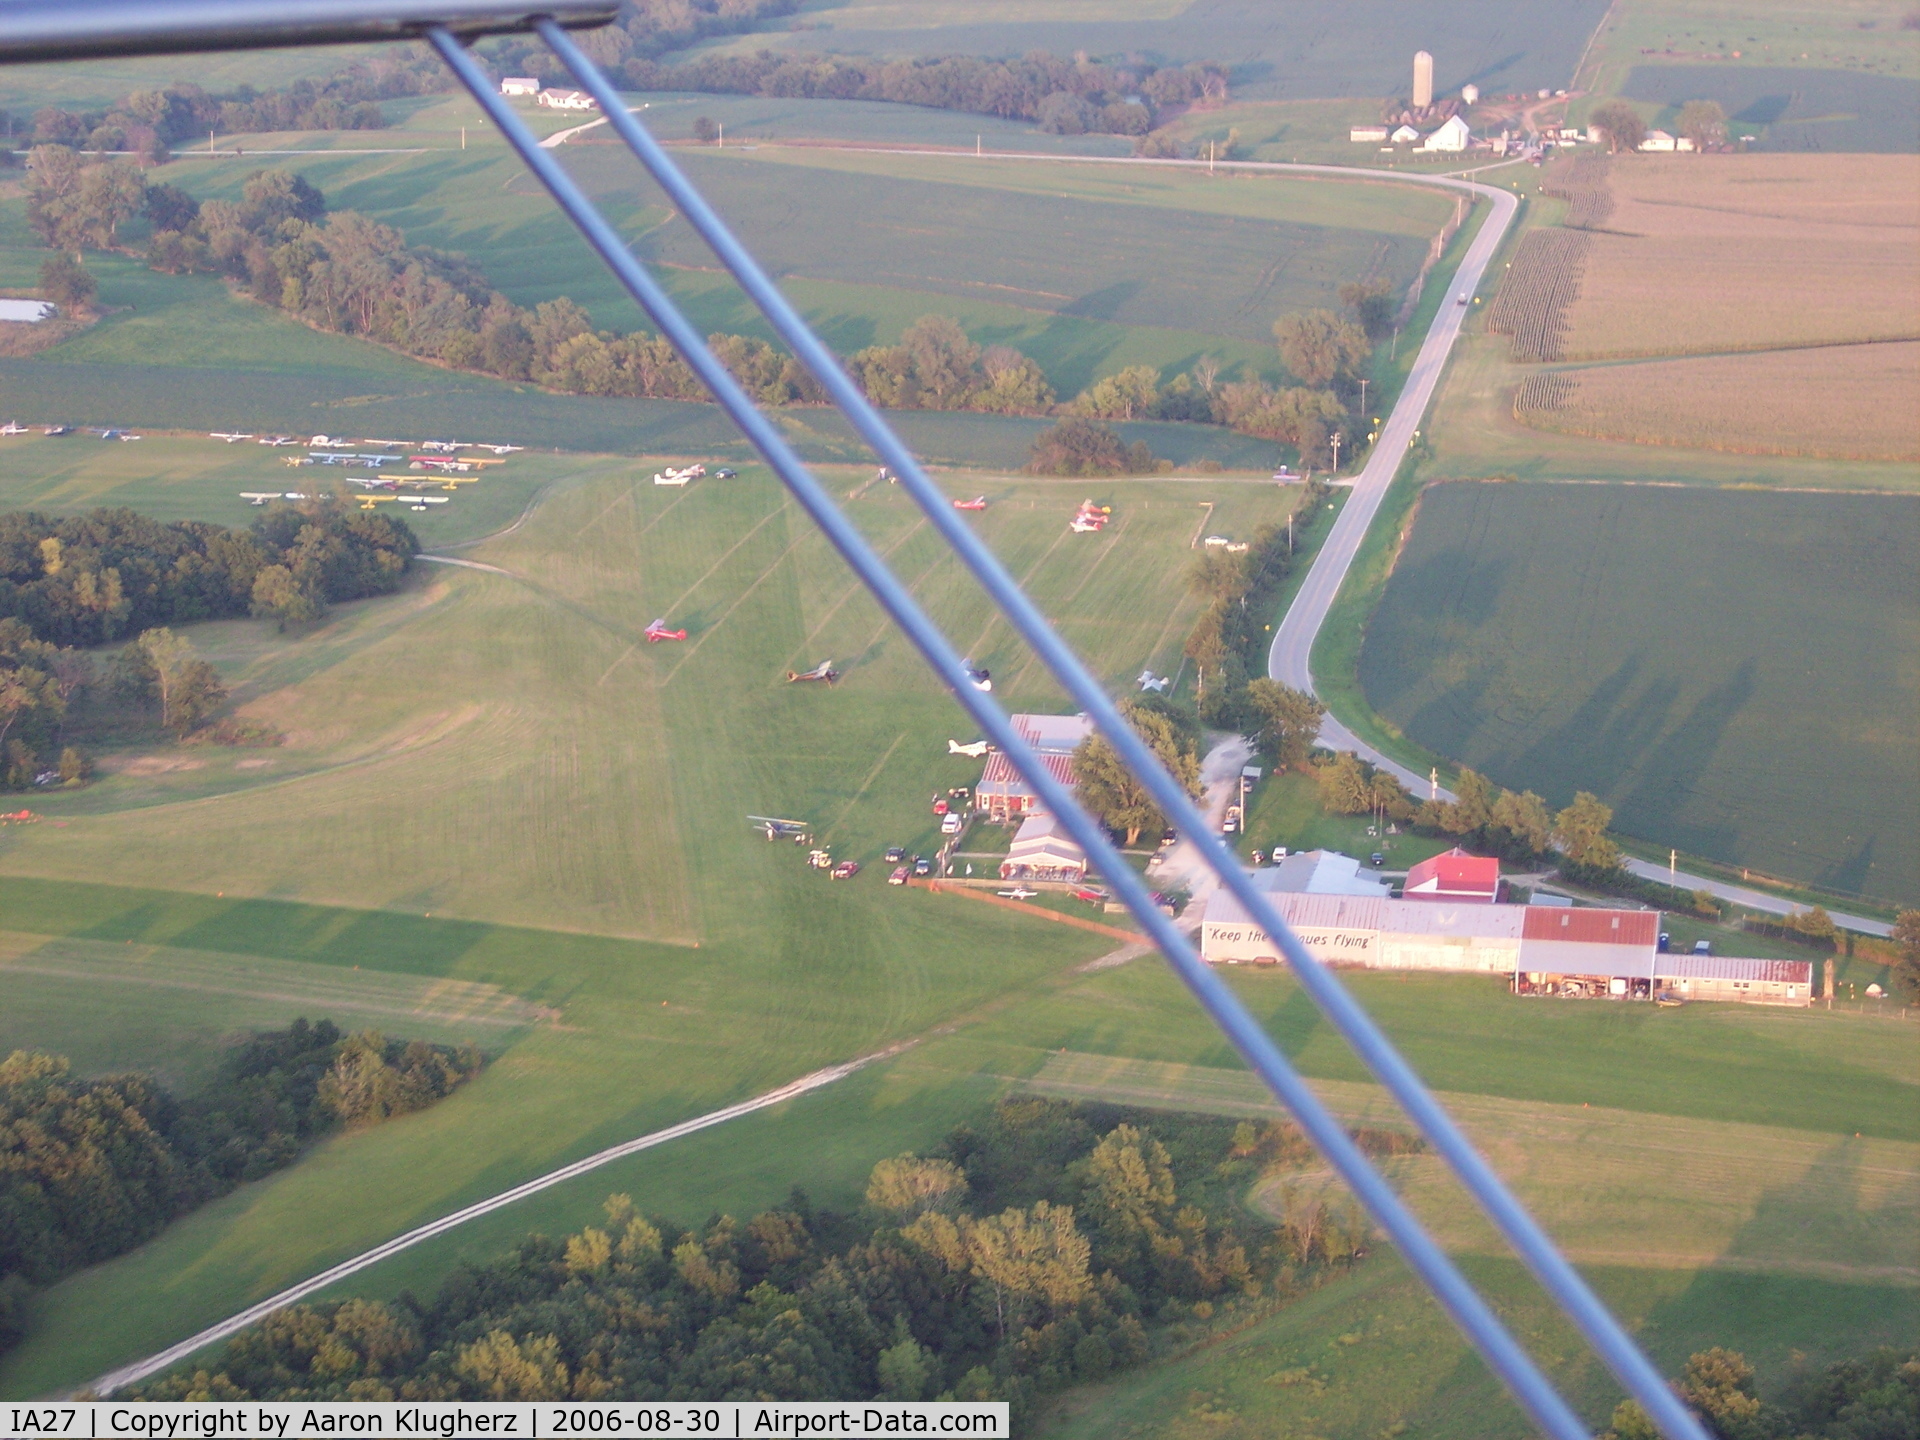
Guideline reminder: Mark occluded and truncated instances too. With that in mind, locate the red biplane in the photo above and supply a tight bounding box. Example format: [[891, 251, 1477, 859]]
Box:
[[645, 618, 687, 642]]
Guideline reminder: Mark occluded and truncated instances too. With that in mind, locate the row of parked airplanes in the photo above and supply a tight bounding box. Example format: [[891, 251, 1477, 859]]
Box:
[[213, 432, 524, 453], [4, 422, 117, 438]]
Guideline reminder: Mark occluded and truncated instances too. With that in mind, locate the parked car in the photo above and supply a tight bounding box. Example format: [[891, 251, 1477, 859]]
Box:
[[831, 860, 860, 880], [884, 846, 906, 863], [1658, 932, 1671, 953], [714, 467, 737, 478], [1370, 852, 1384, 867], [888, 865, 910, 885], [1692, 939, 1712, 956], [912, 856, 933, 877], [940, 812, 963, 835]]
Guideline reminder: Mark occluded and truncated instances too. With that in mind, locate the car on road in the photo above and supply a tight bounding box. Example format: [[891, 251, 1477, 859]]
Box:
[[912, 856, 933, 877], [1456, 293, 1469, 305], [888, 866, 910, 885], [884, 846, 906, 863], [831, 860, 860, 880]]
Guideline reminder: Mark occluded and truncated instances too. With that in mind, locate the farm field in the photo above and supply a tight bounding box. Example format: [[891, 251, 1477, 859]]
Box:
[[678, 0, 1613, 104], [1559, 155, 1920, 360], [1517, 341, 1920, 462], [1577, 0, 1920, 98], [1355, 480, 1919, 903]]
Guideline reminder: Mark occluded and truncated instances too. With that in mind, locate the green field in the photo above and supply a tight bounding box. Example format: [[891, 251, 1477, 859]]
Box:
[[1356, 481, 1919, 903], [678, 0, 1613, 104]]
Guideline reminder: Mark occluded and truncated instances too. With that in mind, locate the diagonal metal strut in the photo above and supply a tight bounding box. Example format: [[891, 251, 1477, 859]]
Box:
[[432, 25, 1709, 1440]]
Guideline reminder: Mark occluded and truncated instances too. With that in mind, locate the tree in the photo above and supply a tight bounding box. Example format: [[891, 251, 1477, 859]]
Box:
[[249, 564, 324, 630], [1488, 788, 1553, 857], [900, 314, 981, 409], [1443, 767, 1496, 836], [38, 252, 95, 309], [1678, 1348, 1767, 1439], [1555, 791, 1621, 870], [1337, 277, 1395, 338], [1075, 365, 1161, 421], [1889, 910, 1920, 997], [1272, 309, 1370, 386], [1315, 751, 1374, 814], [1677, 99, 1726, 152], [73, 160, 146, 247], [1590, 101, 1647, 154], [1027, 418, 1157, 477], [1186, 548, 1249, 604], [144, 180, 199, 233], [1243, 679, 1324, 770], [1074, 702, 1202, 845], [692, 115, 719, 143], [866, 1155, 968, 1218], [132, 627, 226, 736]]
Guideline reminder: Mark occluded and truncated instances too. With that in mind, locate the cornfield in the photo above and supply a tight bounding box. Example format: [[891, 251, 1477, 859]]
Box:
[[1562, 154, 1920, 360], [1486, 229, 1593, 361], [1513, 341, 1920, 462], [1542, 152, 1613, 229]]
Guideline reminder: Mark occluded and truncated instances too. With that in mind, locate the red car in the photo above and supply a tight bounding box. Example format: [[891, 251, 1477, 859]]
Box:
[[888, 866, 910, 885], [831, 860, 860, 880]]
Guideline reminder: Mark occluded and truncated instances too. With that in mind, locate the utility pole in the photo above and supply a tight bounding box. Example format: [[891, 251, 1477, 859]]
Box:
[[1208, 139, 1215, 175], [461, 126, 467, 150], [717, 121, 723, 148], [1330, 431, 1343, 473], [1669, 848, 1676, 884], [1358, 377, 1369, 417], [976, 134, 981, 156], [1430, 767, 1438, 802]]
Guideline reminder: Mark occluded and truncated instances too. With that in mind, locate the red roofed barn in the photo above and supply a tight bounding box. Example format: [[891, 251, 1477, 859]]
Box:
[[1403, 846, 1502, 904]]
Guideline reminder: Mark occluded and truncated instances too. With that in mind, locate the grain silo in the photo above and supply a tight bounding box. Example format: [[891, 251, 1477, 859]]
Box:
[[1412, 50, 1434, 109]]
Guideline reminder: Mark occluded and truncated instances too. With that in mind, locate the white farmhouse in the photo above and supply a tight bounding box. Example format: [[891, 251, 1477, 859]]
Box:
[[500, 77, 540, 96], [537, 89, 598, 111]]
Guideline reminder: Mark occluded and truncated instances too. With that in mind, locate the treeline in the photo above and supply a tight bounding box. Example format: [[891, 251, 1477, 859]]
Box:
[[131, 1099, 1416, 1411], [0, 502, 418, 646], [1600, 1345, 1917, 1440], [14, 52, 453, 156], [623, 49, 1226, 137], [32, 149, 1384, 457], [0, 1022, 482, 1355]]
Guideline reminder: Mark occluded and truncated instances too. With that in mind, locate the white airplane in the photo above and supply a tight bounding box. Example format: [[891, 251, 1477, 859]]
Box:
[[412, 457, 473, 473], [473, 443, 523, 454], [948, 739, 994, 758], [1070, 515, 1106, 533], [259, 435, 298, 446], [358, 439, 410, 449], [1138, 670, 1171, 693], [311, 452, 363, 465], [209, 431, 253, 442], [343, 475, 401, 489], [653, 468, 695, 486], [309, 434, 347, 447], [418, 439, 468, 452], [0, 422, 28, 436], [998, 887, 1038, 900], [241, 491, 314, 505]]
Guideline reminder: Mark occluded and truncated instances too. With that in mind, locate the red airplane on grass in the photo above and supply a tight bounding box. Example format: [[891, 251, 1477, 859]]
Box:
[[952, 495, 987, 511], [645, 618, 687, 642]]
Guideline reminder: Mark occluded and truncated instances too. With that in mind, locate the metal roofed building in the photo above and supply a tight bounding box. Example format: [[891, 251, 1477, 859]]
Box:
[[1517, 908, 1660, 996], [974, 713, 1092, 819], [1655, 954, 1813, 1007], [1404, 846, 1502, 904], [1263, 849, 1391, 898], [999, 811, 1089, 882]]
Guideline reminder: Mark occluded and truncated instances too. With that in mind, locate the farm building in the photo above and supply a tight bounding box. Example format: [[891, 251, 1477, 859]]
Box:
[[974, 713, 1092, 819], [1637, 129, 1695, 152], [1403, 847, 1501, 903], [1515, 908, 1660, 998], [999, 812, 1089, 882], [1655, 955, 1812, 1007], [538, 89, 597, 110], [500, 77, 540, 96], [1262, 849, 1390, 898], [1420, 116, 1472, 151], [1351, 126, 1390, 143], [1201, 880, 1657, 993], [1391, 124, 1421, 144]]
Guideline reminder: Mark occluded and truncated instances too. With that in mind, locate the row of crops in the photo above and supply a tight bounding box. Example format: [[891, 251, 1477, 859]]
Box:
[[1486, 228, 1594, 361]]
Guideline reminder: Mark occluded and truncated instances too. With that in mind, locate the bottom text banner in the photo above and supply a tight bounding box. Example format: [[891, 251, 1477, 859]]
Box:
[[4, 1405, 1009, 1440]]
